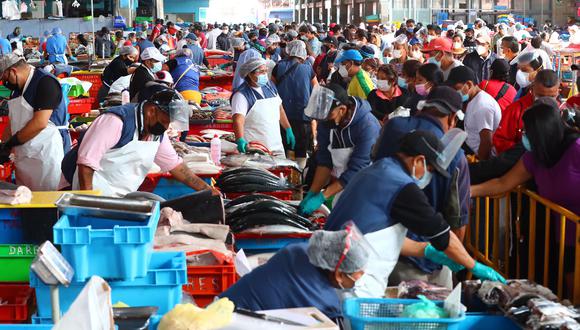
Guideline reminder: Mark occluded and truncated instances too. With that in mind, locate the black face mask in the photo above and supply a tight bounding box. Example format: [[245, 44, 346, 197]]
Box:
[[149, 122, 166, 136], [3, 80, 18, 91]]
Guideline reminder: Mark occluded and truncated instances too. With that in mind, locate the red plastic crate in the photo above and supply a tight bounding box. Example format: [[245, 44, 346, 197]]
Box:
[[188, 122, 233, 137], [68, 97, 95, 114], [0, 162, 13, 182], [0, 284, 35, 324], [0, 116, 9, 136], [70, 73, 102, 108], [199, 75, 233, 92], [224, 190, 293, 200], [183, 263, 237, 308]]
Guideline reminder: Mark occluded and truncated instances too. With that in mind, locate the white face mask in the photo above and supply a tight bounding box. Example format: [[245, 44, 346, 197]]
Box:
[[376, 79, 391, 91], [476, 45, 487, 56], [453, 41, 462, 49], [392, 49, 403, 59], [516, 70, 531, 88], [339, 64, 349, 78], [411, 50, 422, 59]]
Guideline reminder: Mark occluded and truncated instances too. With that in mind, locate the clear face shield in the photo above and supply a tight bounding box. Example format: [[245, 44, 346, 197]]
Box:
[[167, 97, 192, 132], [304, 85, 337, 120], [334, 221, 379, 276], [436, 128, 468, 170]]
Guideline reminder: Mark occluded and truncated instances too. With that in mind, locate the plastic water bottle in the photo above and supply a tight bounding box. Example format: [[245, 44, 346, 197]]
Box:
[[121, 89, 130, 105], [210, 134, 221, 165]]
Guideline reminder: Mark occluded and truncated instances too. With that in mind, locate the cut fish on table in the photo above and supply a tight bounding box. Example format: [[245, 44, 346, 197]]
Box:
[[200, 129, 233, 138], [220, 154, 301, 172]]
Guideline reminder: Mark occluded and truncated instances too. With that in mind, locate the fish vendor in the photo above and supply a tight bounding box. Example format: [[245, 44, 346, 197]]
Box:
[[45, 27, 76, 65], [0, 53, 71, 191], [220, 227, 370, 322], [231, 57, 295, 158], [299, 83, 380, 215], [60, 87, 218, 197], [324, 130, 506, 297]]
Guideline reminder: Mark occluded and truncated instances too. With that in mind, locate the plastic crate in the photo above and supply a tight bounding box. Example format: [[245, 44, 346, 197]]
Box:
[[0, 117, 10, 136], [70, 73, 102, 108], [183, 262, 237, 308], [68, 97, 95, 114], [225, 190, 293, 201], [0, 244, 37, 282], [460, 313, 519, 330], [138, 174, 215, 199], [52, 203, 161, 282], [0, 284, 35, 324], [188, 122, 234, 137], [31, 251, 186, 318], [0, 209, 23, 244], [199, 75, 233, 92], [0, 325, 51, 329], [0, 162, 13, 182], [234, 232, 311, 253], [343, 298, 466, 330]]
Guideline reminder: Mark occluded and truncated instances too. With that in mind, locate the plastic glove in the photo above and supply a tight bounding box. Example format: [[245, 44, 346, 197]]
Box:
[[424, 244, 465, 273], [285, 127, 296, 149], [471, 262, 506, 283], [69, 56, 78, 62], [298, 191, 326, 216], [236, 138, 248, 153]]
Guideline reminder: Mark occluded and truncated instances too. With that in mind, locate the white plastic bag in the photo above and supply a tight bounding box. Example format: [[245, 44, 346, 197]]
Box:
[[53, 276, 115, 330]]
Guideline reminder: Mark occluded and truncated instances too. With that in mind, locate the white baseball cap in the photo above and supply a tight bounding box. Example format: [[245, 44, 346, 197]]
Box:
[[140, 47, 166, 62]]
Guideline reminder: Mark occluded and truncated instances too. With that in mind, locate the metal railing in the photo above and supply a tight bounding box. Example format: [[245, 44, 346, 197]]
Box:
[[465, 186, 580, 304]]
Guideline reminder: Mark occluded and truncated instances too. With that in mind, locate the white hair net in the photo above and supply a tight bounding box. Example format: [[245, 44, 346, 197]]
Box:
[[266, 34, 281, 47], [119, 46, 138, 56], [287, 40, 307, 60], [238, 58, 267, 78], [176, 47, 193, 58], [307, 230, 370, 273], [230, 37, 245, 48]]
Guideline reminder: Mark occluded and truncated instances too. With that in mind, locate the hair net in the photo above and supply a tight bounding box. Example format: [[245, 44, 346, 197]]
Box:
[[119, 45, 137, 56], [176, 47, 193, 58], [52, 27, 62, 35], [307, 230, 369, 273], [230, 37, 245, 48], [286, 40, 307, 60], [265, 34, 281, 47], [394, 34, 408, 45], [238, 58, 267, 78]]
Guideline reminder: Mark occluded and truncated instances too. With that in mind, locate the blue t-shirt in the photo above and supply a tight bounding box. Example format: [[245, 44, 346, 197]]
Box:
[[0, 38, 11, 55]]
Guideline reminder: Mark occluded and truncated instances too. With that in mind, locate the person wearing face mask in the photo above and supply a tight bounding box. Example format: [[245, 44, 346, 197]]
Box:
[[60, 87, 216, 196], [0, 31, 12, 56], [315, 36, 339, 81], [406, 63, 443, 113], [422, 37, 463, 80], [45, 27, 75, 65], [499, 36, 520, 86], [272, 40, 317, 167], [97, 46, 139, 102], [220, 226, 372, 322], [448, 66, 502, 160], [231, 58, 294, 157], [512, 50, 544, 98], [325, 129, 505, 298], [367, 64, 410, 122], [451, 34, 467, 61], [478, 59, 517, 113], [409, 39, 425, 63], [95, 27, 115, 59], [493, 69, 560, 155], [334, 49, 374, 99], [0, 54, 71, 191], [298, 84, 380, 215], [373, 87, 471, 288], [298, 24, 322, 56], [473, 99, 579, 296], [264, 34, 281, 62], [165, 48, 201, 103], [135, 31, 155, 53], [398, 59, 420, 93], [462, 28, 477, 51], [183, 33, 210, 68], [129, 47, 166, 102], [389, 35, 409, 74], [232, 37, 263, 90], [215, 25, 231, 51], [462, 34, 498, 84]]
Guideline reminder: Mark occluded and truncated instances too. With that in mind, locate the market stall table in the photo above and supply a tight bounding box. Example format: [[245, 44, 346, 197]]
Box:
[[221, 307, 338, 330]]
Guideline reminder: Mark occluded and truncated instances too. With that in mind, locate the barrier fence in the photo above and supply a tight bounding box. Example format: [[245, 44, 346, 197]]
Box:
[[465, 186, 580, 304]]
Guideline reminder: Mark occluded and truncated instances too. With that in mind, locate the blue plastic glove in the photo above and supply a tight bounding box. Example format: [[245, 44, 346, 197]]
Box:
[[424, 244, 465, 273], [285, 127, 296, 149], [298, 192, 326, 216], [69, 56, 78, 62], [471, 262, 507, 283], [236, 138, 248, 153]]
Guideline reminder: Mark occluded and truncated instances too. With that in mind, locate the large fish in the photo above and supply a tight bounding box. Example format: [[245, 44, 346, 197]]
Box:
[[221, 154, 301, 172], [216, 167, 295, 193], [227, 199, 318, 233]]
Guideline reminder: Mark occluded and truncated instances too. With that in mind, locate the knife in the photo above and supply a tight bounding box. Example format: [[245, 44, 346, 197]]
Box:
[[235, 308, 308, 327]]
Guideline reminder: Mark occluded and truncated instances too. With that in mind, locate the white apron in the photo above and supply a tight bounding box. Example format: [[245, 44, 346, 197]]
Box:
[[328, 131, 353, 206], [8, 67, 64, 191], [72, 120, 160, 197], [243, 94, 285, 157], [354, 223, 408, 297]]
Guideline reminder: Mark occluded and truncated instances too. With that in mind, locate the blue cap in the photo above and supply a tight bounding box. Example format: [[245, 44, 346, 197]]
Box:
[[43, 30, 50, 37], [52, 27, 62, 35], [360, 45, 375, 59], [335, 49, 363, 64], [409, 37, 421, 45], [185, 33, 198, 41]]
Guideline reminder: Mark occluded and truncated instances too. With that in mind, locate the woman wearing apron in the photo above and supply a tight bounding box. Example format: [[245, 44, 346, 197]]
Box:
[[231, 58, 295, 158], [299, 83, 380, 216]]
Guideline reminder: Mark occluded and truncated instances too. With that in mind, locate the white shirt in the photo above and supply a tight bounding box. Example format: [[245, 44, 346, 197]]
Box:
[[441, 59, 463, 80], [206, 29, 221, 50], [464, 91, 502, 155], [176, 39, 187, 50]]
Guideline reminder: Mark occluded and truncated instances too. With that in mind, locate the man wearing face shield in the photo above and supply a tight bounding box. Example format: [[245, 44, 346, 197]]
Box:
[[0, 54, 71, 191], [298, 84, 380, 216], [511, 50, 544, 97], [61, 86, 216, 197], [324, 130, 505, 298], [334, 49, 375, 100], [231, 58, 294, 157], [220, 225, 372, 321]]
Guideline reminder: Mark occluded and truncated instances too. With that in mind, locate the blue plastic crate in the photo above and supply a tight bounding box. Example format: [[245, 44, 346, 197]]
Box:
[[234, 236, 310, 254], [0, 325, 52, 329], [31, 251, 186, 318], [343, 298, 466, 330], [52, 203, 160, 282], [0, 209, 23, 244], [460, 313, 519, 329], [152, 177, 211, 200]]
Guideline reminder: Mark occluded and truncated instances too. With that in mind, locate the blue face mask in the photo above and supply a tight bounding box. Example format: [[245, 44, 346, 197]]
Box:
[[428, 55, 441, 67], [522, 134, 532, 151], [383, 56, 392, 64], [256, 74, 269, 87], [151, 62, 162, 73], [398, 76, 408, 89], [412, 158, 433, 189], [460, 92, 469, 103]]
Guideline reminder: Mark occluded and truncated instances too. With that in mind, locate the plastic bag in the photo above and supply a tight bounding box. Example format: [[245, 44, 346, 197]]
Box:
[[401, 295, 449, 319], [158, 298, 235, 330]]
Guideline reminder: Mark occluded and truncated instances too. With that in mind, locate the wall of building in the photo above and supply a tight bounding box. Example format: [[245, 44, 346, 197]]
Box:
[[164, 0, 208, 15], [0, 17, 113, 37]]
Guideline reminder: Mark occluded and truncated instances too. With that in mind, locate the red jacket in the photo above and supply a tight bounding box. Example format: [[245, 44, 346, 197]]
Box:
[[493, 92, 534, 154], [479, 79, 517, 114]]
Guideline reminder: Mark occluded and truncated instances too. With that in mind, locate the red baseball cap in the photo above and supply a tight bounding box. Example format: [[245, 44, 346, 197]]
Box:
[[421, 37, 452, 53]]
